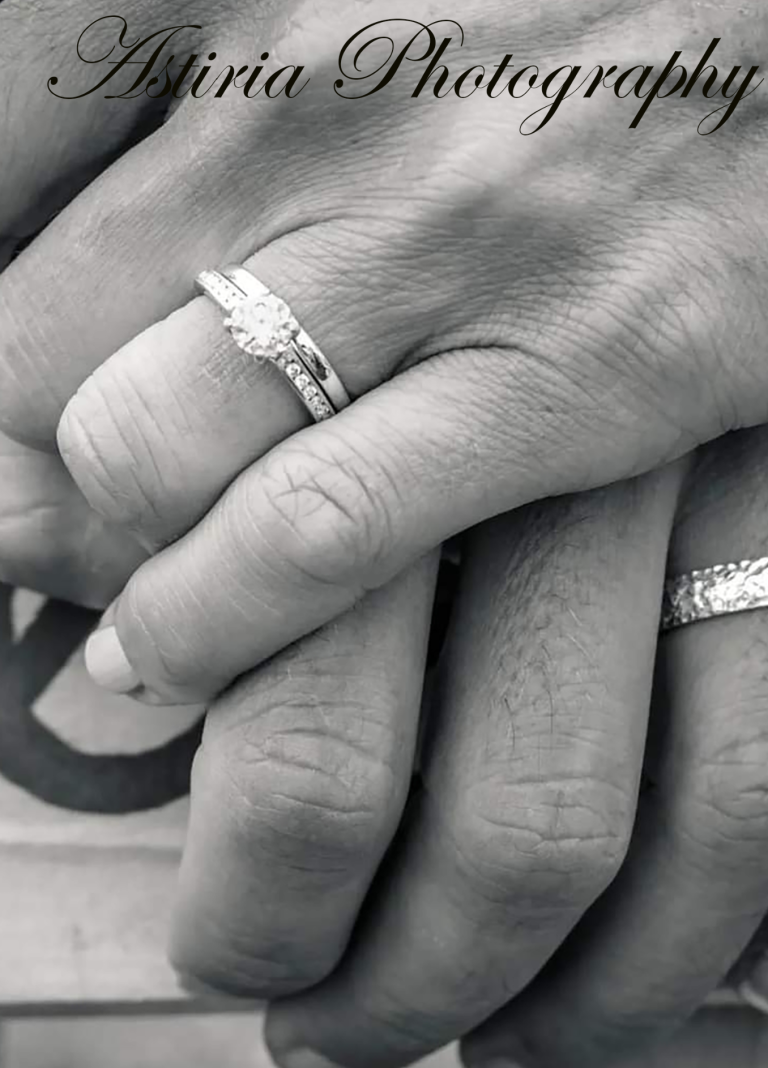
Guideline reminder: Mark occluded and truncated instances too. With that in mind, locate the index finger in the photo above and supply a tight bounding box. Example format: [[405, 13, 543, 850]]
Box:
[[170, 554, 437, 996], [82, 308, 763, 706]]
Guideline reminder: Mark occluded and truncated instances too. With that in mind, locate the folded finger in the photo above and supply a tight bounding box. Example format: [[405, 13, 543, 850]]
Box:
[[170, 552, 437, 997], [81, 326, 713, 707], [0, 220, 144, 606], [0, 431, 146, 607], [40, 20, 767, 703], [55, 221, 422, 550], [263, 468, 679, 1068], [463, 427, 768, 1068], [1, 15, 469, 450]]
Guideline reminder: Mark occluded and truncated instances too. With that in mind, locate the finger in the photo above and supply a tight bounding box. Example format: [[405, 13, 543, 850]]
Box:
[[169, 552, 437, 997], [467, 1008, 768, 1068], [463, 426, 768, 1068], [80, 323, 716, 706], [1, 220, 145, 606], [0, 6, 178, 239], [0, 431, 146, 607], [32, 21, 767, 699], [8, 6, 767, 457], [262, 468, 680, 1068], [0, 15, 456, 450], [620, 1008, 768, 1068], [56, 89, 768, 554], [55, 224, 408, 550]]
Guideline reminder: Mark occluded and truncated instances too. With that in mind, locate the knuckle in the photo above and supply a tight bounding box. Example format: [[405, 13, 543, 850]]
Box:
[[253, 438, 398, 589], [687, 720, 768, 850], [57, 369, 165, 531], [453, 775, 632, 910], [175, 947, 321, 1001], [211, 713, 399, 870], [348, 988, 453, 1052]]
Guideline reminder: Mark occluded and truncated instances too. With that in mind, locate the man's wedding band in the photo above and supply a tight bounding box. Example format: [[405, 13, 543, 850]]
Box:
[[661, 558, 768, 632], [195, 266, 351, 422]]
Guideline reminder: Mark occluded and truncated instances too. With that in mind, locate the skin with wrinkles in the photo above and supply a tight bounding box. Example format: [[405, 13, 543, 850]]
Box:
[[3, 2, 768, 1067]]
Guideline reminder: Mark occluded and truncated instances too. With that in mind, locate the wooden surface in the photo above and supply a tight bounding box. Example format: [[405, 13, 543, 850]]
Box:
[[0, 584, 206, 1011]]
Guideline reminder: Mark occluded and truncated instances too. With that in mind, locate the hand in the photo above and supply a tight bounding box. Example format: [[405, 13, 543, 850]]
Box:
[[4, 7, 768, 1064], [0, 96, 147, 607], [101, 421, 766, 1068], [0, 428, 145, 606], [0, 0, 765, 706], [0, 243, 144, 606]]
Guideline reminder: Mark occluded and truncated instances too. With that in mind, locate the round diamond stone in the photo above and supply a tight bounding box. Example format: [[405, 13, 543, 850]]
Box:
[[225, 295, 298, 359]]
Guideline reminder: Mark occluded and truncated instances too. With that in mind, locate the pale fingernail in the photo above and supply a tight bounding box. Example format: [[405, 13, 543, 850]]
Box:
[[271, 1049, 343, 1068], [84, 625, 141, 694]]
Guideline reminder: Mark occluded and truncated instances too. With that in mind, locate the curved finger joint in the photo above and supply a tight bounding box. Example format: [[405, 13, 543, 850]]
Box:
[[250, 438, 401, 592], [452, 776, 633, 912], [57, 370, 169, 535], [687, 717, 768, 853], [208, 716, 402, 871]]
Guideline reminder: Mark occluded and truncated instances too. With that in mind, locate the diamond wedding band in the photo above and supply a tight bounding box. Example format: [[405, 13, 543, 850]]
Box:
[[661, 558, 768, 632], [196, 266, 351, 422]]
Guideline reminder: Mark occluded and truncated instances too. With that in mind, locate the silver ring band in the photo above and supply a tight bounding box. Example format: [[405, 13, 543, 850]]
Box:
[[661, 558, 768, 632], [195, 269, 247, 316], [195, 267, 350, 423]]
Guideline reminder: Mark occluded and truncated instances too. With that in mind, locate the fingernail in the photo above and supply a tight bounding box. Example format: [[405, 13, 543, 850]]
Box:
[[84, 625, 141, 694], [271, 1049, 343, 1068]]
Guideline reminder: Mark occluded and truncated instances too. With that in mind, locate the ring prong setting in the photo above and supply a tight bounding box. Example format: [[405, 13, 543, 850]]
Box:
[[224, 294, 299, 360]]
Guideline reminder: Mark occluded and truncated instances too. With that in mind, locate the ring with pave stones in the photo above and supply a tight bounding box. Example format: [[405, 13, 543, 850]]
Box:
[[661, 558, 768, 633], [195, 266, 351, 423]]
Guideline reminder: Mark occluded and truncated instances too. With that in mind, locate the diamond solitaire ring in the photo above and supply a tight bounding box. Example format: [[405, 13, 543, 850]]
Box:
[[195, 266, 351, 422], [661, 558, 768, 632]]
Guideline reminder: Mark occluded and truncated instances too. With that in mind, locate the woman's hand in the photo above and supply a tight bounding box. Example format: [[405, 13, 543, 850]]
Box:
[[0, 428, 145, 606], [0, 184, 144, 608], [0, 0, 764, 705]]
